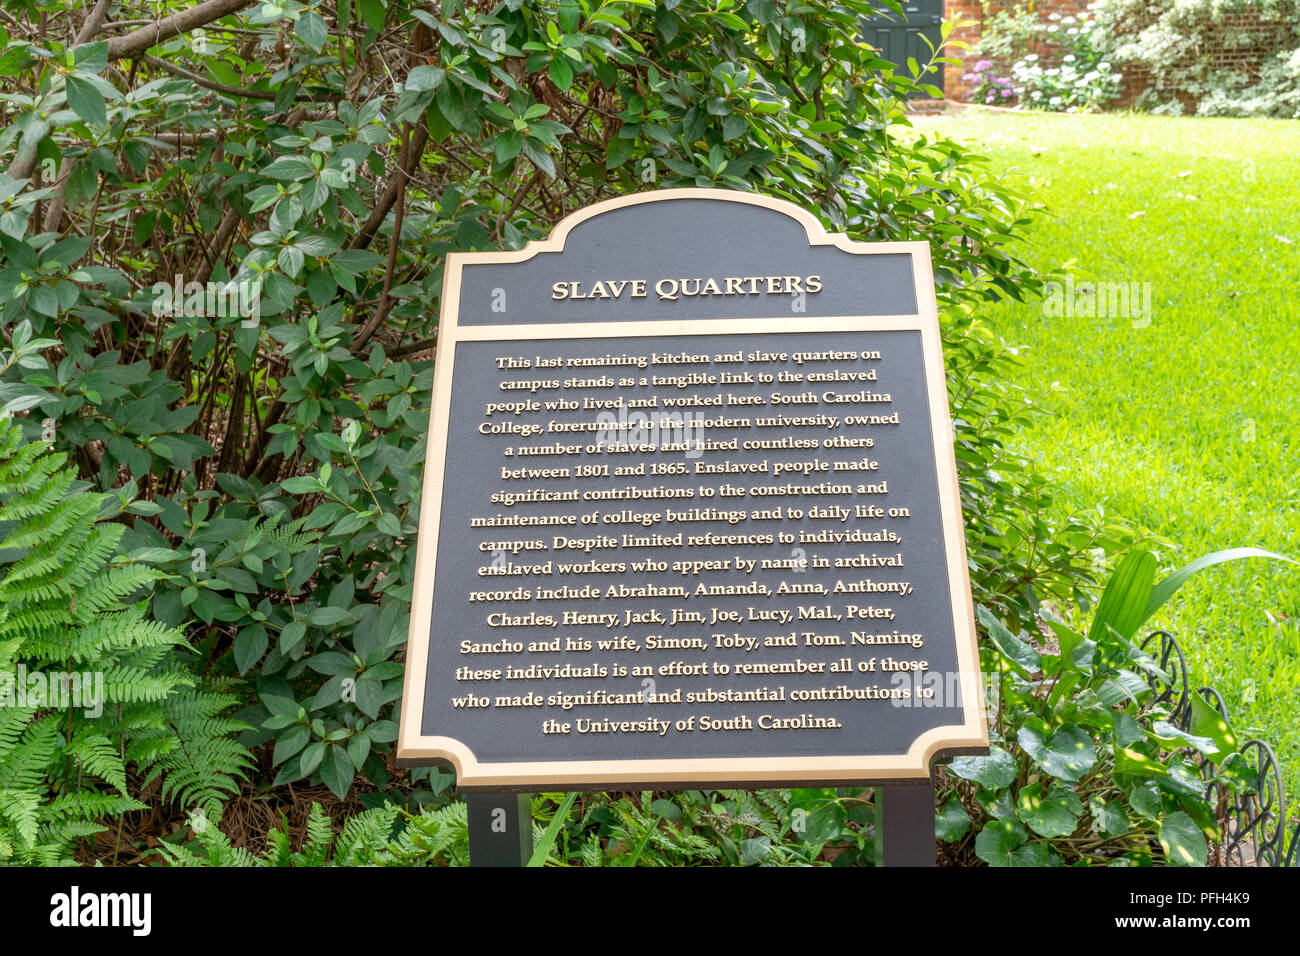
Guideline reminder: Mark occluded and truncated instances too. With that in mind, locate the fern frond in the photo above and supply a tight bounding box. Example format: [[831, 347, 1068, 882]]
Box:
[[336, 805, 401, 864], [45, 791, 147, 822], [0, 716, 59, 792], [0, 464, 76, 524], [299, 803, 336, 865], [0, 420, 250, 862], [137, 688, 253, 821], [75, 565, 168, 615], [263, 824, 293, 867], [0, 787, 41, 846], [64, 733, 128, 795]]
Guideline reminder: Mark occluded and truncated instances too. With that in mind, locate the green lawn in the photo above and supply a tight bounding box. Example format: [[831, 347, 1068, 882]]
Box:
[[921, 110, 1300, 810]]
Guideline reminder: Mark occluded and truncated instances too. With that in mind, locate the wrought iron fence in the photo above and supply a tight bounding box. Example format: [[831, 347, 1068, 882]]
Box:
[[1141, 629, 1294, 867]]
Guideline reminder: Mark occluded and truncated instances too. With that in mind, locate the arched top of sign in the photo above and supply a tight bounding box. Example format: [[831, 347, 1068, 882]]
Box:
[[479, 187, 918, 261], [450, 188, 921, 326]]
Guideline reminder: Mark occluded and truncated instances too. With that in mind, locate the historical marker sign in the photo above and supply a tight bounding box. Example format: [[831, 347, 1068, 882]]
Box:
[[397, 189, 987, 791]]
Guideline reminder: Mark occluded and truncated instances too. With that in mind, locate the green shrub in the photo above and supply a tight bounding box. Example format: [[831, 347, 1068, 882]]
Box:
[[942, 547, 1292, 867], [1094, 0, 1300, 116]]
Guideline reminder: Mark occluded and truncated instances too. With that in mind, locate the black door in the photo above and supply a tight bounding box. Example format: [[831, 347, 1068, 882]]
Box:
[[862, 0, 945, 96]]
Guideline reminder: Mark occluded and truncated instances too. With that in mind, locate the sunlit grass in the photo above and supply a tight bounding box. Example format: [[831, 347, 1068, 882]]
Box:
[[921, 110, 1300, 802]]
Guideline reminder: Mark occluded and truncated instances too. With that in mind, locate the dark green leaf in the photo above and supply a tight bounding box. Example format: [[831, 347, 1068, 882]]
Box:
[[978, 604, 1040, 676], [1016, 784, 1081, 838], [1089, 796, 1130, 839], [1158, 811, 1207, 867], [234, 624, 268, 674], [948, 745, 1018, 789], [273, 724, 309, 765], [1018, 721, 1096, 783], [974, 818, 1028, 867], [935, 798, 971, 842], [295, 11, 328, 52], [65, 76, 106, 127], [320, 746, 355, 799], [1186, 691, 1238, 761]]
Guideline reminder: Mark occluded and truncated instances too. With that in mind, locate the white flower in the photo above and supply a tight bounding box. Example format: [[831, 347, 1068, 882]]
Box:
[[1063, 54, 1076, 63]]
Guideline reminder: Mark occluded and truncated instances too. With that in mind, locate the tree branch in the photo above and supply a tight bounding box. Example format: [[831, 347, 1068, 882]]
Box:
[[106, 0, 254, 60], [74, 0, 112, 45], [352, 123, 412, 353], [346, 121, 429, 252], [390, 335, 437, 359]]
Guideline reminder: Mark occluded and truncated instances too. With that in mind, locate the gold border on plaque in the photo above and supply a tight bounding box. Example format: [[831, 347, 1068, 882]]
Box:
[[396, 188, 988, 790]]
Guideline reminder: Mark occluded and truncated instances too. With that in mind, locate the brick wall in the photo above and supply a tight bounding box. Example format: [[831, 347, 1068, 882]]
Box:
[[945, 0, 985, 102], [944, 0, 1093, 102], [1108, 9, 1297, 110], [943, 1, 1296, 110]]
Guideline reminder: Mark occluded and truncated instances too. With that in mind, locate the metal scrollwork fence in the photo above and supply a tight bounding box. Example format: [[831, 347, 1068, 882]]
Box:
[[1140, 630, 1294, 867]]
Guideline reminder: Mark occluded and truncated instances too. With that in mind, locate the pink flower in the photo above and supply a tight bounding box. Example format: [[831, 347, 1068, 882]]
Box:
[[974, 59, 993, 72]]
